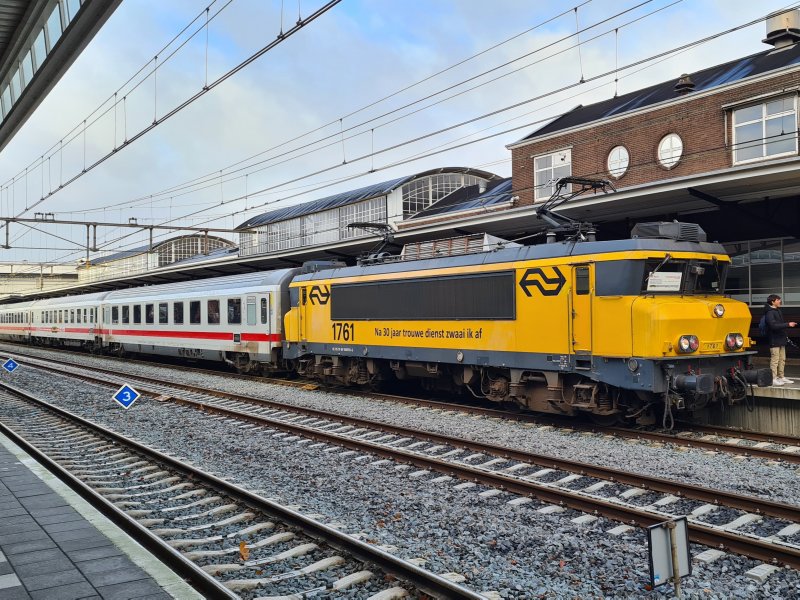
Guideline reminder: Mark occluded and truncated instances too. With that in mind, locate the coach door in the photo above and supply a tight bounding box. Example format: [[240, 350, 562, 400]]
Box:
[[570, 265, 592, 355]]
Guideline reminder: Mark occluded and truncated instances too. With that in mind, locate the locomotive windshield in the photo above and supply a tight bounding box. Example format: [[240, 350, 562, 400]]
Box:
[[595, 258, 728, 296]]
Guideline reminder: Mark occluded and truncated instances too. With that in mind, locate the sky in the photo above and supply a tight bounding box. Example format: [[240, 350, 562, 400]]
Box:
[[0, 0, 797, 266]]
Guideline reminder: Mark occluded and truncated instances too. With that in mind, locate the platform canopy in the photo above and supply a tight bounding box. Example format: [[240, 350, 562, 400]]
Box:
[[0, 0, 121, 151]]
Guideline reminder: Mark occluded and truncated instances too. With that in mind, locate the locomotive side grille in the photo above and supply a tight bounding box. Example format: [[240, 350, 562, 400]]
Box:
[[331, 271, 516, 320]]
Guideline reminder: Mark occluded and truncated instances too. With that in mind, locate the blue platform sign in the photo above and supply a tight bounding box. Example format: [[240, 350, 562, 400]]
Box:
[[2, 358, 19, 373], [112, 384, 140, 409]]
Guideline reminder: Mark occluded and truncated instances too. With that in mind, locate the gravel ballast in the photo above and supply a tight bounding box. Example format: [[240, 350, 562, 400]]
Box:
[[0, 346, 798, 598]]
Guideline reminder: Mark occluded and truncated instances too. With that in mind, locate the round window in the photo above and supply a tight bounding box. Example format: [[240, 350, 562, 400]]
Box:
[[607, 146, 629, 178], [658, 133, 683, 169]]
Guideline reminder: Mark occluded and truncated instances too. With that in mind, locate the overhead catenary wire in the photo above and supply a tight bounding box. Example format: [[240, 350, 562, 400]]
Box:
[[0, 0, 343, 226], [5, 2, 796, 270], [18, 1, 665, 261], [87, 0, 662, 214]]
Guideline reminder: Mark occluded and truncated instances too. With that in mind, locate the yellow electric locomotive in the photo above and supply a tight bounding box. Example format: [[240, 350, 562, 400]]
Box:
[[284, 177, 769, 425], [283, 219, 770, 426]]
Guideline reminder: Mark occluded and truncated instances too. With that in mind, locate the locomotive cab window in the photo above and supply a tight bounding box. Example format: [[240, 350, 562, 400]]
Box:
[[208, 300, 220, 324], [595, 258, 729, 296], [174, 302, 184, 325], [145, 304, 154, 324], [190, 301, 201, 324], [227, 298, 241, 325], [159, 303, 168, 324], [133, 305, 141, 324]]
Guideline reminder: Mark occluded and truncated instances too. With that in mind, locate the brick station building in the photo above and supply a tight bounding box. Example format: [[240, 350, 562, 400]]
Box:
[[507, 13, 800, 317]]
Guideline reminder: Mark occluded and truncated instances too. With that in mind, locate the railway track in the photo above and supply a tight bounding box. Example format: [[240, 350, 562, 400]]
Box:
[[3, 344, 800, 463], [4, 351, 800, 573], [0, 382, 484, 600]]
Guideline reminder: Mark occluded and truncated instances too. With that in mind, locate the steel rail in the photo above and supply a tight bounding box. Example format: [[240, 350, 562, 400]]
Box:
[[0, 393, 239, 599], [0, 381, 485, 600], [3, 345, 800, 459], [7, 353, 800, 523], [5, 360, 800, 571]]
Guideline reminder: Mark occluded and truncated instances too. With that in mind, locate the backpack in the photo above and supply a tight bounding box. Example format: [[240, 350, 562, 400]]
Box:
[[758, 314, 768, 336]]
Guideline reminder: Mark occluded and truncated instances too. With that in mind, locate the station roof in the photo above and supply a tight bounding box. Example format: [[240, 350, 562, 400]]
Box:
[[235, 167, 501, 230], [409, 177, 513, 219], [85, 234, 234, 266], [513, 41, 800, 144]]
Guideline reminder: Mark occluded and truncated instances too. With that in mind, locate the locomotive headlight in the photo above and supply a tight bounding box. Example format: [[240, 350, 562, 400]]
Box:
[[725, 334, 737, 350], [678, 335, 699, 353], [713, 304, 725, 317], [725, 333, 745, 350]]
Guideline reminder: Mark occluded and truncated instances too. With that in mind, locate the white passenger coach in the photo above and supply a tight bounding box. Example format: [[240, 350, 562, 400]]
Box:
[[0, 269, 300, 373]]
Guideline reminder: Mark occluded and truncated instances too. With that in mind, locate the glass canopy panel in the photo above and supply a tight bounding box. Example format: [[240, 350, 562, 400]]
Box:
[[33, 29, 46, 70], [46, 4, 62, 47], [21, 51, 33, 87]]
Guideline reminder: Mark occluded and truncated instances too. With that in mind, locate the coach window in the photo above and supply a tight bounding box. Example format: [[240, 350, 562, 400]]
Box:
[[190, 301, 201, 324], [246, 297, 256, 326], [76, 310, 81, 324], [59, 310, 63, 323], [159, 303, 168, 324], [83, 309, 87, 322], [90, 309, 95, 323], [122, 306, 129, 324], [112, 306, 119, 324], [173, 302, 184, 324], [70, 310, 75, 323], [228, 299, 241, 325], [208, 300, 220, 324], [261, 297, 268, 324], [145, 304, 154, 324], [133, 305, 141, 324]]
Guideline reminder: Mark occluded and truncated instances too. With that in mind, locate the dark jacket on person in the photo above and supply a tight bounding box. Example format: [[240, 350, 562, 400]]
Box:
[[766, 305, 790, 348]]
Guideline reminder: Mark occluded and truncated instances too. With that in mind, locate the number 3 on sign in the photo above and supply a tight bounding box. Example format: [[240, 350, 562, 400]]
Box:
[[332, 322, 354, 341]]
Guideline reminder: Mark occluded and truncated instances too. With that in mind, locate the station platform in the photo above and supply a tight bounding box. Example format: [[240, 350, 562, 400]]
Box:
[[750, 358, 800, 400], [0, 432, 199, 600]]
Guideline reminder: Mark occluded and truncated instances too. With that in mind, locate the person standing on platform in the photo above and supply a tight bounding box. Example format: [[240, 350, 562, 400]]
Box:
[[765, 294, 797, 385]]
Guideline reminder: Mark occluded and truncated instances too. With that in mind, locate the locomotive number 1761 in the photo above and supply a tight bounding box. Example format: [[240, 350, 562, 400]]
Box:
[[332, 322, 355, 341]]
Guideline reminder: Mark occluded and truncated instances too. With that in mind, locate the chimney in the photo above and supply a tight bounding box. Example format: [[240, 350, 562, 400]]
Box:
[[674, 73, 695, 95], [763, 9, 800, 49]]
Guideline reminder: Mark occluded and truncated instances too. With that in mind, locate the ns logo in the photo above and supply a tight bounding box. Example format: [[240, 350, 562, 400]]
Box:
[[518, 267, 566, 297], [308, 285, 330, 305]]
